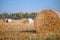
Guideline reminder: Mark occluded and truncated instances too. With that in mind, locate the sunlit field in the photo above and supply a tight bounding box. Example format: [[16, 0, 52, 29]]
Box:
[[0, 19, 37, 40], [0, 19, 60, 40], [0, 9, 60, 40], [0, 0, 60, 40]]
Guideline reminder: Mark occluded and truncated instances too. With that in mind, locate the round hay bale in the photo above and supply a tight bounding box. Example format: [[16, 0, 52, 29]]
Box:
[[34, 9, 60, 33], [21, 18, 29, 24], [28, 18, 34, 24]]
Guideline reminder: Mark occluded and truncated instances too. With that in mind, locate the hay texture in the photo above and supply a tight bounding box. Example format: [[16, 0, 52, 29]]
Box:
[[21, 18, 29, 24], [34, 9, 60, 33]]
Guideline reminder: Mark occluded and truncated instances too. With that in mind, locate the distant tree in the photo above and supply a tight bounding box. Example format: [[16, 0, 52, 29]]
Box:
[[16, 12, 24, 19], [2, 12, 9, 19], [24, 12, 30, 18], [1, 12, 37, 19], [30, 12, 37, 19], [9, 13, 19, 19], [0, 14, 2, 19]]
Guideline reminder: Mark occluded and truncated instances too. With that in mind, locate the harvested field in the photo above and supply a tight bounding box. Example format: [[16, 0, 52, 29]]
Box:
[[0, 9, 60, 40], [0, 19, 35, 31], [0, 19, 37, 40]]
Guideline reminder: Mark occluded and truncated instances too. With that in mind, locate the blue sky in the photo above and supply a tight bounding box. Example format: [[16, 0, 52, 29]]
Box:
[[0, 0, 60, 13]]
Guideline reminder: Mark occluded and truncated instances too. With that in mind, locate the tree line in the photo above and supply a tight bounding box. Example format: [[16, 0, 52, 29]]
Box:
[[0, 12, 37, 19]]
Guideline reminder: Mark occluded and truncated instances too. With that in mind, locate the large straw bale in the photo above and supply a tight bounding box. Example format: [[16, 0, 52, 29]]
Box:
[[34, 9, 60, 33]]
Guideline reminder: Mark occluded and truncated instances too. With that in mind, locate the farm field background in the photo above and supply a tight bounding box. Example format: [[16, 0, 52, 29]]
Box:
[[0, 19, 37, 40], [0, 20, 60, 40], [0, 0, 60, 40], [0, 9, 60, 40]]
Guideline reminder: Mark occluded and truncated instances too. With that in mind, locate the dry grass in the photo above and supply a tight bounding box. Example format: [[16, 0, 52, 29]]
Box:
[[0, 19, 35, 30], [0, 19, 37, 40], [0, 9, 60, 40]]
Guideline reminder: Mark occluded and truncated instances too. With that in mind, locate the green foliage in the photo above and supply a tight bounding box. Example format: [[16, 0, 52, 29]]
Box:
[[0, 14, 2, 19], [2, 12, 9, 19], [30, 12, 37, 19], [0, 12, 37, 19]]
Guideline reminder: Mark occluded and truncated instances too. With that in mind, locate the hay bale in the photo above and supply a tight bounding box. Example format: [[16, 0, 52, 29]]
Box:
[[21, 18, 34, 24], [28, 18, 34, 24], [34, 9, 60, 33], [21, 18, 28, 23], [4, 19, 12, 23], [7, 19, 12, 23]]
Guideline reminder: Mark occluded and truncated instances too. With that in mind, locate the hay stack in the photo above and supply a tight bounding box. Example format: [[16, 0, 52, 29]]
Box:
[[21, 18, 29, 24], [28, 18, 34, 24], [34, 9, 60, 33], [5, 19, 12, 23]]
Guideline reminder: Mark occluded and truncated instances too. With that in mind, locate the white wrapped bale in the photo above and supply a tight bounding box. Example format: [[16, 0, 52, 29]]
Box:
[[5, 19, 12, 23], [7, 19, 12, 23], [28, 18, 34, 24]]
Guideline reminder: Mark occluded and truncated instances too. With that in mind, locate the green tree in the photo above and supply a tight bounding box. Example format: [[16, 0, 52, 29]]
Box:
[[2, 12, 9, 19], [16, 12, 24, 19], [24, 12, 30, 18], [0, 14, 2, 19], [30, 12, 37, 19]]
